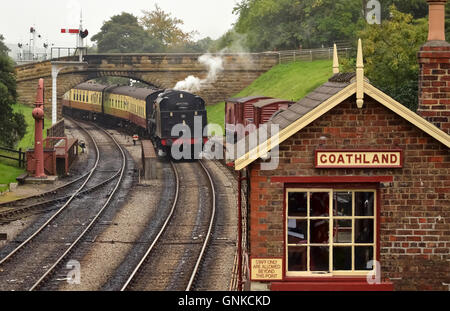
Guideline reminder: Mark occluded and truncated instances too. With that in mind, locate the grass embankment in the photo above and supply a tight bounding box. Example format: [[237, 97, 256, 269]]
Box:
[[206, 60, 334, 133], [0, 104, 51, 192]]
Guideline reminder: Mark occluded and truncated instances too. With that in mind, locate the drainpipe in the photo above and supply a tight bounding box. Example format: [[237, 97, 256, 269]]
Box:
[[237, 169, 248, 291]]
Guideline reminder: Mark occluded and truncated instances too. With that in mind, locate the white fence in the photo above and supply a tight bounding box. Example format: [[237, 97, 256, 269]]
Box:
[[275, 47, 353, 64]]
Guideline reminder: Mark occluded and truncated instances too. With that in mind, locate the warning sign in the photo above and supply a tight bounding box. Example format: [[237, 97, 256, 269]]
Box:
[[250, 258, 283, 281]]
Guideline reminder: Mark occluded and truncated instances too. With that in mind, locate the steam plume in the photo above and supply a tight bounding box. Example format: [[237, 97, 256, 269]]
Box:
[[174, 54, 224, 92]]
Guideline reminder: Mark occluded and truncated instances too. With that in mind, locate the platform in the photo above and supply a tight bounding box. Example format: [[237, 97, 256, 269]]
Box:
[[141, 140, 158, 180], [23, 175, 59, 185]]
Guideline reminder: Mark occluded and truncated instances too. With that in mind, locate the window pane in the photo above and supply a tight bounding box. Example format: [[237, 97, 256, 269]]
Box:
[[287, 219, 307, 244], [355, 219, 374, 243], [310, 219, 329, 244], [288, 247, 307, 271], [333, 220, 352, 243], [355, 192, 374, 216], [310, 192, 329, 217], [355, 246, 374, 270], [288, 192, 307, 217], [334, 192, 352, 216], [333, 247, 352, 270], [310, 246, 329, 272]]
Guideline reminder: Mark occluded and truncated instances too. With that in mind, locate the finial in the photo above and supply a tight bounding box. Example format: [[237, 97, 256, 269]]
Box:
[[356, 38, 364, 108], [333, 44, 339, 74]]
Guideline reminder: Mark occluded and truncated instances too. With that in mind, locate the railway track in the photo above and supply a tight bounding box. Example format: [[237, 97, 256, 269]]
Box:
[[121, 160, 216, 291], [0, 120, 127, 291], [0, 119, 98, 222]]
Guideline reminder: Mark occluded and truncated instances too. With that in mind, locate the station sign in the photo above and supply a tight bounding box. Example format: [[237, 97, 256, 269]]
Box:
[[315, 149, 403, 169], [250, 258, 283, 281]]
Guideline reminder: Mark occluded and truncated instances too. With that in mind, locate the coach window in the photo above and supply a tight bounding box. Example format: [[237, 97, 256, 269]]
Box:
[[286, 188, 376, 277]]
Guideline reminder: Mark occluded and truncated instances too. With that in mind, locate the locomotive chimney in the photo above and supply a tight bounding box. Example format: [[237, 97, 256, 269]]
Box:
[[417, 0, 450, 134]]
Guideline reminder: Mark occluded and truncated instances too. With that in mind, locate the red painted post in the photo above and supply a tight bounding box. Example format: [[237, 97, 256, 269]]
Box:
[[32, 79, 47, 178], [237, 170, 248, 291]]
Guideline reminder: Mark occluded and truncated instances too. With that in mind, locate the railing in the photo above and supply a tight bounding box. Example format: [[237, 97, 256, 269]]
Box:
[[44, 137, 68, 154], [47, 119, 65, 144], [275, 47, 353, 64], [50, 47, 88, 60], [0, 147, 26, 168], [15, 52, 50, 65]]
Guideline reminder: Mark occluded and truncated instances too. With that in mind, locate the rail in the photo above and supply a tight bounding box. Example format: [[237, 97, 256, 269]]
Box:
[[121, 160, 216, 291], [0, 146, 26, 168], [120, 161, 180, 291], [0, 120, 101, 276], [186, 160, 216, 291], [29, 122, 127, 291]]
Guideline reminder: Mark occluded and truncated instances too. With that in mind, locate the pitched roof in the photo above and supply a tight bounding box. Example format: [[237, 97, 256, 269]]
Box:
[[269, 78, 353, 131], [75, 82, 109, 92], [110, 85, 160, 100], [234, 73, 450, 170], [227, 96, 271, 104], [253, 98, 295, 108]]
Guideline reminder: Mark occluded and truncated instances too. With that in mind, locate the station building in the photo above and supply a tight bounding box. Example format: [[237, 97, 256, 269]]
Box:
[[235, 0, 450, 291]]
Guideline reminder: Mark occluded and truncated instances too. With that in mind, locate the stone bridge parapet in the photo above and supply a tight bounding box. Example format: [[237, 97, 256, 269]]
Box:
[[15, 53, 279, 119]]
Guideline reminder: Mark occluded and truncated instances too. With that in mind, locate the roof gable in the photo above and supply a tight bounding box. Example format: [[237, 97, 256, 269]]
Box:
[[234, 81, 450, 170]]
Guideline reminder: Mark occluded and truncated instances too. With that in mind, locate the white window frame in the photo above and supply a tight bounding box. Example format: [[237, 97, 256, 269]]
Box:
[[285, 188, 377, 277]]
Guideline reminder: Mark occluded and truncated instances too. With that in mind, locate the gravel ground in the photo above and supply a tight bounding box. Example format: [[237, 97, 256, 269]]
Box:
[[193, 160, 238, 291], [57, 130, 167, 291], [124, 161, 211, 291], [0, 119, 93, 250], [0, 123, 240, 291], [56, 179, 164, 291], [0, 124, 126, 291]]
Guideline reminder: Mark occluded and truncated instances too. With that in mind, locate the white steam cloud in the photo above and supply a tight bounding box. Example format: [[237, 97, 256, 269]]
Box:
[[174, 54, 224, 93]]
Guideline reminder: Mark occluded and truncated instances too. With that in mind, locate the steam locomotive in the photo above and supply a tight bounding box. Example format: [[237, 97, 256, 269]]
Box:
[[62, 82, 208, 157]]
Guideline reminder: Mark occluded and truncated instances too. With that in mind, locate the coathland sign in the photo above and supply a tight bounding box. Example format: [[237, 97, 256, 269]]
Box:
[[315, 149, 403, 169]]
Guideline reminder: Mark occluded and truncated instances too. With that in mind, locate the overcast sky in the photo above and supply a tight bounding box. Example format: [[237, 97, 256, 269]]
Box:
[[0, 0, 239, 47]]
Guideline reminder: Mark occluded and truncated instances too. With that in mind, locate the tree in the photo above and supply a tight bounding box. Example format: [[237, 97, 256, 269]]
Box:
[[91, 12, 163, 53], [0, 34, 9, 55], [140, 5, 197, 49], [379, 0, 428, 19], [0, 35, 26, 148], [230, 0, 448, 52], [359, 6, 427, 111], [233, 0, 367, 51], [176, 37, 215, 53]]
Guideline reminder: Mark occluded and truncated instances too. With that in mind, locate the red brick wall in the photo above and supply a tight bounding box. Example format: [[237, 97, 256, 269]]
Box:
[[249, 96, 450, 290], [418, 44, 450, 135]]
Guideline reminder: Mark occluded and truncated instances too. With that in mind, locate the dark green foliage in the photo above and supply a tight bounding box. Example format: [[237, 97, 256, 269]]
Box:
[[359, 6, 428, 111], [231, 0, 449, 52], [380, 0, 428, 19], [0, 43, 26, 148], [0, 34, 9, 55], [91, 12, 164, 53]]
